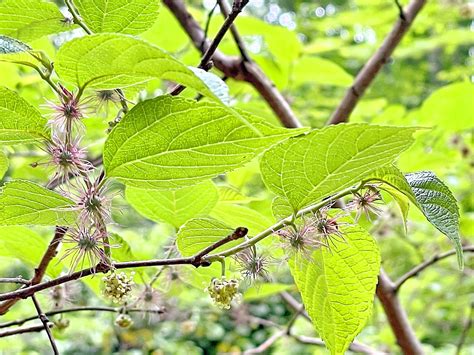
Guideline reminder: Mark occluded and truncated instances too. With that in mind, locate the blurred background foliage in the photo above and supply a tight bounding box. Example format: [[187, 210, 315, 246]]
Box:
[[0, 0, 472, 354]]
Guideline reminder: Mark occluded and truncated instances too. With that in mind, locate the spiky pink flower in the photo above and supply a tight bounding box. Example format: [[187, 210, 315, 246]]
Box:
[[47, 84, 88, 134], [44, 136, 92, 182], [233, 247, 271, 282], [276, 221, 325, 260], [59, 225, 111, 273], [347, 186, 383, 221], [311, 207, 349, 252], [67, 174, 112, 226]]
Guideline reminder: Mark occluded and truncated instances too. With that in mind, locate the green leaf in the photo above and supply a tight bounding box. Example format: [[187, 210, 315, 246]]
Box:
[[177, 217, 240, 257], [0, 0, 70, 42], [210, 202, 272, 237], [104, 95, 305, 189], [0, 35, 43, 67], [243, 283, 293, 301], [0, 180, 76, 226], [55, 33, 215, 98], [271, 196, 294, 220], [109, 233, 135, 262], [289, 223, 381, 355], [0, 86, 49, 145], [217, 186, 256, 204], [125, 180, 219, 228], [405, 171, 463, 268], [292, 56, 353, 87], [74, 0, 159, 35], [0, 150, 8, 179], [0, 226, 63, 277], [260, 124, 418, 210]]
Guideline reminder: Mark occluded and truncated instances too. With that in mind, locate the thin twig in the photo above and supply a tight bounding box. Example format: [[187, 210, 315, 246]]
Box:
[[64, 0, 92, 34], [328, 0, 427, 124], [0, 278, 29, 285], [0, 306, 165, 329], [31, 295, 59, 355], [0, 324, 51, 338], [169, 0, 250, 96], [394, 246, 474, 291], [201, 1, 219, 51], [217, 0, 251, 62]]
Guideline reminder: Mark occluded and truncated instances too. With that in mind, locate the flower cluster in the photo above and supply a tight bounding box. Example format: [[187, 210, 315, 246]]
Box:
[[205, 277, 241, 309], [103, 271, 135, 304]]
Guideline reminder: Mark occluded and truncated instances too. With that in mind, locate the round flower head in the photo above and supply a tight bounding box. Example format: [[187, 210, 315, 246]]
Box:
[[92, 90, 122, 116], [276, 220, 325, 260], [205, 277, 241, 310], [233, 247, 271, 282], [59, 225, 111, 273], [46, 84, 89, 135], [103, 271, 135, 304], [53, 316, 70, 331], [65, 173, 113, 226], [115, 313, 133, 328], [348, 186, 384, 222], [43, 136, 92, 183], [311, 207, 349, 252]]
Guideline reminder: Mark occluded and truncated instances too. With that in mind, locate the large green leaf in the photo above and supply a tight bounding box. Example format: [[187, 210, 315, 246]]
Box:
[[260, 124, 418, 210], [177, 217, 241, 257], [55, 33, 215, 98], [0, 0, 70, 42], [405, 171, 463, 268], [74, 0, 159, 35], [0, 226, 63, 277], [104, 96, 305, 189], [0, 180, 76, 226], [125, 180, 219, 228], [0, 86, 49, 145], [289, 223, 381, 355]]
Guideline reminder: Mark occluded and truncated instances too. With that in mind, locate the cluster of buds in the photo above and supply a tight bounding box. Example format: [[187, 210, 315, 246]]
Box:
[[115, 314, 134, 328], [103, 271, 135, 304], [205, 277, 241, 310], [53, 317, 70, 331]]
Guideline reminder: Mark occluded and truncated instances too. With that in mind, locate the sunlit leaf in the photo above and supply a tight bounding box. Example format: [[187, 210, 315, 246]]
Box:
[[74, 0, 159, 35], [261, 124, 418, 210], [125, 180, 219, 228], [104, 95, 306, 189], [289, 222, 381, 355], [0, 180, 76, 226]]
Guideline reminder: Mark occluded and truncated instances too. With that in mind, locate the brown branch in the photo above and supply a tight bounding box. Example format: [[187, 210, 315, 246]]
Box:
[[328, 0, 427, 124], [376, 269, 424, 355], [0, 324, 51, 338], [0, 228, 247, 302], [394, 246, 474, 291], [0, 277, 29, 285], [455, 302, 473, 355], [163, 0, 302, 129], [0, 306, 165, 329], [31, 295, 59, 355], [0, 227, 68, 315]]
